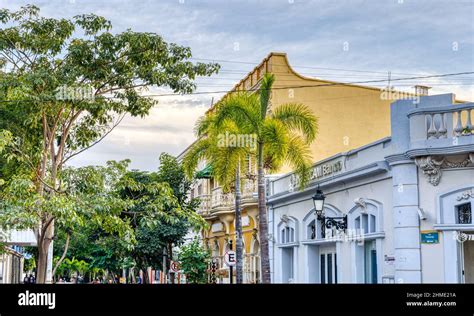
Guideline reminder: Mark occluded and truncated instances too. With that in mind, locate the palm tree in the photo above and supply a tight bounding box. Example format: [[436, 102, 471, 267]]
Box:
[[183, 113, 251, 284], [213, 74, 318, 283]]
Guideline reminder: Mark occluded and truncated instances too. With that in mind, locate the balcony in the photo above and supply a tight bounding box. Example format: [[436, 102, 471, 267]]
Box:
[[197, 178, 258, 216], [408, 102, 474, 157]]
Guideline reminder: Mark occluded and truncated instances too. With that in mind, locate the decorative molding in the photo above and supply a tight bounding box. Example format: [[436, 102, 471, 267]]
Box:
[[415, 156, 444, 186], [456, 189, 474, 201], [415, 154, 474, 186], [444, 158, 471, 168], [354, 198, 367, 211], [280, 214, 289, 224]]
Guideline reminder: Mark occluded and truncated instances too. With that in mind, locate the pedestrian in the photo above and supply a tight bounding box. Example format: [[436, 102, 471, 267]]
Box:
[[23, 275, 30, 284]]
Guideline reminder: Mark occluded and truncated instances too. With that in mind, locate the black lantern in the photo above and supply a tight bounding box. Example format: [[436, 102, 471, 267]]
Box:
[[312, 186, 347, 238], [312, 188, 326, 218]]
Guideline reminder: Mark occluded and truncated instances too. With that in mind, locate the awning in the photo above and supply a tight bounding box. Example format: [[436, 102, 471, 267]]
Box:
[[195, 164, 213, 179]]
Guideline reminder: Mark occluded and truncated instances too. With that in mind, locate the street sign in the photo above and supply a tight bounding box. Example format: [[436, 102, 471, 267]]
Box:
[[421, 230, 439, 244], [224, 250, 236, 267], [170, 261, 181, 272]]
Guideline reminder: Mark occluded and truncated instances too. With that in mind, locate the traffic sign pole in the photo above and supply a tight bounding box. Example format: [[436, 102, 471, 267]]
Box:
[[229, 240, 233, 284]]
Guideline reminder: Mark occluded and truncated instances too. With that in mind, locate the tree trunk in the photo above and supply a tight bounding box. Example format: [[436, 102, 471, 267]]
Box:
[[52, 233, 70, 279], [235, 162, 244, 284], [257, 143, 271, 283], [36, 218, 54, 283]]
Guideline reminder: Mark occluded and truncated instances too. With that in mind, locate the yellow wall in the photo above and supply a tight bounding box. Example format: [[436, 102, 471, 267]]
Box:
[[204, 208, 258, 255], [268, 54, 393, 167]]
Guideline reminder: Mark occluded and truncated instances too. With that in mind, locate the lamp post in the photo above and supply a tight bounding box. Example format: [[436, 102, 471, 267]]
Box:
[[312, 186, 347, 238]]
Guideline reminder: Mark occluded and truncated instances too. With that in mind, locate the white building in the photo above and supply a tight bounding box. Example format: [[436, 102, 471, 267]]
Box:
[[267, 94, 474, 283], [0, 229, 36, 283]]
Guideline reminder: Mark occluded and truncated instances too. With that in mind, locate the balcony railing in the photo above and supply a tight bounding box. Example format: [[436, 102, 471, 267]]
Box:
[[211, 188, 235, 209], [408, 103, 474, 155], [197, 178, 258, 215], [409, 104, 474, 141], [197, 194, 211, 215]]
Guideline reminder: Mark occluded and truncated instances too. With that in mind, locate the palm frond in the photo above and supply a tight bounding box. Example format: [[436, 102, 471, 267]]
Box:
[[214, 92, 260, 134], [213, 145, 248, 192], [194, 113, 216, 137], [182, 137, 213, 179], [261, 118, 289, 170], [272, 103, 318, 143], [285, 136, 313, 189]]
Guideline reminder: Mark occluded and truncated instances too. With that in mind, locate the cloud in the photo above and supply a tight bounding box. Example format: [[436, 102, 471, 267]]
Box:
[[1, 0, 472, 170]]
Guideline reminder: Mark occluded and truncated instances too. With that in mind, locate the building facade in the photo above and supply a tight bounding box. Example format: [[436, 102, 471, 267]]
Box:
[[267, 93, 474, 283], [180, 52, 431, 283], [0, 230, 36, 283], [0, 246, 24, 284]]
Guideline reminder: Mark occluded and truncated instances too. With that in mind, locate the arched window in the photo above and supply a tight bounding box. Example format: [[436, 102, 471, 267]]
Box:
[[277, 216, 298, 283], [250, 237, 260, 284], [278, 216, 298, 244], [349, 200, 382, 236], [212, 240, 221, 269], [303, 205, 344, 240], [348, 199, 384, 284]]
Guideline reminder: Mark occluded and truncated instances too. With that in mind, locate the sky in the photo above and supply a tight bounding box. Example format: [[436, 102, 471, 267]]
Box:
[[1, 0, 473, 171]]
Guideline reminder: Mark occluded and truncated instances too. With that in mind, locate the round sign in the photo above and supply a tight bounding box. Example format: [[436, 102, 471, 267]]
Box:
[[170, 261, 180, 272], [224, 250, 236, 267]]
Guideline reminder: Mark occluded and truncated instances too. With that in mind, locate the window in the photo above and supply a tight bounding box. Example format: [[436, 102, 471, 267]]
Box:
[[278, 217, 298, 282], [304, 206, 344, 240], [353, 213, 377, 234], [281, 226, 295, 243], [349, 200, 383, 284], [278, 217, 298, 244], [307, 220, 316, 239], [457, 203, 472, 224], [320, 247, 337, 284]]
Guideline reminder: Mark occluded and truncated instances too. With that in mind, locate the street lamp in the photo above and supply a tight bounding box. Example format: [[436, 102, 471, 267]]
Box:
[[312, 188, 326, 219], [312, 186, 347, 238]]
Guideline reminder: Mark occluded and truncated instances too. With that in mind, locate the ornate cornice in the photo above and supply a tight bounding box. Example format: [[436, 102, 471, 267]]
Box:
[[415, 154, 474, 186], [457, 189, 474, 201]]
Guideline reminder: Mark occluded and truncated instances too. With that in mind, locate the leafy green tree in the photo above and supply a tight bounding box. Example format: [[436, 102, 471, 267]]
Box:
[[0, 5, 218, 283], [50, 154, 203, 283], [178, 237, 211, 284], [122, 154, 203, 282]]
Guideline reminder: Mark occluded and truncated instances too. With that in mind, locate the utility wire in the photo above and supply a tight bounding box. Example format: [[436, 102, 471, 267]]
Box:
[[0, 71, 472, 103], [191, 57, 474, 77]]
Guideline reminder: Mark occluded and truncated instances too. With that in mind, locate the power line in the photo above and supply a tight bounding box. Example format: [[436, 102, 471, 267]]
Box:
[[0, 71, 472, 103], [191, 57, 472, 77], [139, 71, 474, 97]]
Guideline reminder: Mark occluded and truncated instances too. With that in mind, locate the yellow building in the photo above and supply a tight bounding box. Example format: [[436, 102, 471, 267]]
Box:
[[179, 52, 431, 283]]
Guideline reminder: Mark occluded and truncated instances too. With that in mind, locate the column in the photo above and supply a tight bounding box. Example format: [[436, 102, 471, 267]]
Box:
[[390, 158, 422, 283]]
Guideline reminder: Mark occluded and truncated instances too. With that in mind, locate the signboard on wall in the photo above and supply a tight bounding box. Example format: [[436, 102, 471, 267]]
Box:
[[289, 159, 343, 191], [421, 231, 439, 244]]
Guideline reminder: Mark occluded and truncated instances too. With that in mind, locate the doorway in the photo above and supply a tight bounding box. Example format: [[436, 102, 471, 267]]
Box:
[[320, 245, 337, 284], [460, 234, 474, 283], [281, 248, 294, 283]]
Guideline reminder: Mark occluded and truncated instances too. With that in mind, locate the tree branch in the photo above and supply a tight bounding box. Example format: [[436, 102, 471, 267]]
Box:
[[60, 113, 126, 167], [52, 232, 70, 279]]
